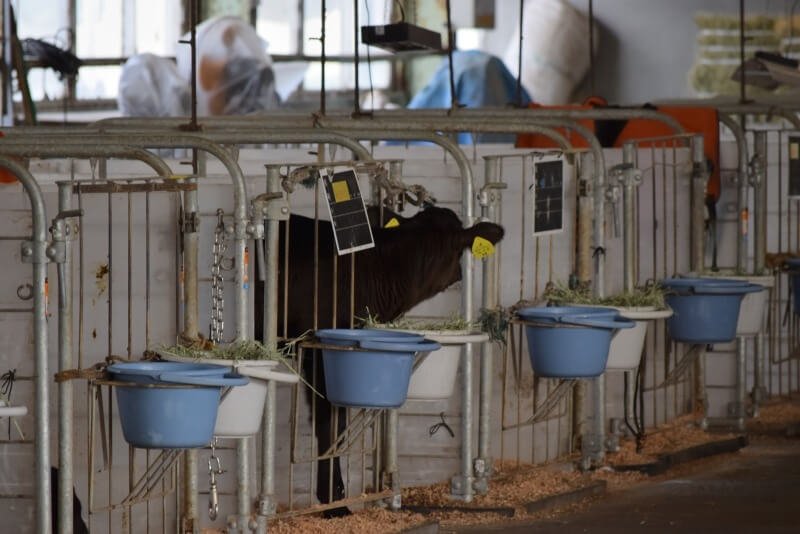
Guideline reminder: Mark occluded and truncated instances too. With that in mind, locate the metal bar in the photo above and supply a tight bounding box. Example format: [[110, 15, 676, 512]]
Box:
[[69, 181, 194, 194], [181, 176, 199, 532], [690, 135, 707, 275], [719, 113, 750, 273], [256, 164, 283, 532], [0, 157, 51, 534], [56, 182, 74, 534], [87, 108, 686, 134], [753, 130, 767, 273]]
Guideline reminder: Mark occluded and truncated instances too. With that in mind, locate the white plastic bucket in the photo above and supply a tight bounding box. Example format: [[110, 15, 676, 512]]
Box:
[[376, 329, 489, 401], [693, 273, 774, 336], [159, 353, 298, 437], [607, 307, 674, 370]]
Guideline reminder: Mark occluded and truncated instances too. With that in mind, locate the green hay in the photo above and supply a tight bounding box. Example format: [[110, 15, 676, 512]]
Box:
[[362, 311, 473, 332], [543, 281, 667, 310]]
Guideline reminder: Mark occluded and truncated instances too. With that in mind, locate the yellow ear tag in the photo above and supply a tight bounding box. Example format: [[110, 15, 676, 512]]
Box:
[[384, 217, 400, 228], [471, 236, 495, 259]]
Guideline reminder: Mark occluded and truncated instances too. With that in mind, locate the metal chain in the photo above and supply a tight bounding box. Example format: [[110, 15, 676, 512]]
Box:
[[207, 438, 224, 520], [210, 209, 227, 344]]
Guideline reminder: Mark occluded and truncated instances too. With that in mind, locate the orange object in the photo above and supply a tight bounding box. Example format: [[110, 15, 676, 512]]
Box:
[[516, 102, 721, 203], [0, 131, 20, 184]]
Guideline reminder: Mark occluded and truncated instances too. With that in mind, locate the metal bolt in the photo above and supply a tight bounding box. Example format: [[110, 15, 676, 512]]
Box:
[[281, 206, 289, 214], [22, 244, 32, 256]]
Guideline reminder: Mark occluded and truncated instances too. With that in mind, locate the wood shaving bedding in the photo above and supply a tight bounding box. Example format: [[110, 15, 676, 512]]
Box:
[[260, 400, 800, 532]]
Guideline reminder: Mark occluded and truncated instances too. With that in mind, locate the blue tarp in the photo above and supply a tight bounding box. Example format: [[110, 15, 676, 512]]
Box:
[[407, 50, 532, 144]]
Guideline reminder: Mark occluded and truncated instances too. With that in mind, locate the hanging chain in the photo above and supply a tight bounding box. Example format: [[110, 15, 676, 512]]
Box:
[[210, 209, 227, 344], [207, 438, 225, 520]]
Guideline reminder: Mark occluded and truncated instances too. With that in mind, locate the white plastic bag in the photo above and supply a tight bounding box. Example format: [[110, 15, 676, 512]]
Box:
[[118, 53, 189, 116], [503, 0, 592, 104], [175, 16, 280, 115]]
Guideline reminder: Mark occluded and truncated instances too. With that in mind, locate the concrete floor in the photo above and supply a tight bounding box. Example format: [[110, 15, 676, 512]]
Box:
[[455, 438, 800, 533]]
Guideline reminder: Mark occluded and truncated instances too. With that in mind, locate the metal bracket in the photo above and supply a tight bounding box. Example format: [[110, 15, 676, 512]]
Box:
[[253, 192, 290, 221], [578, 179, 591, 197], [181, 210, 200, 234], [50, 209, 83, 243], [478, 182, 507, 208], [20, 240, 51, 264], [449, 474, 475, 500]]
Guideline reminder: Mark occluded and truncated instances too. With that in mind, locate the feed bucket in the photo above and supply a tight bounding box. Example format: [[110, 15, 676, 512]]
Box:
[[516, 307, 635, 378], [107, 362, 247, 448], [316, 329, 440, 408], [661, 278, 764, 343]]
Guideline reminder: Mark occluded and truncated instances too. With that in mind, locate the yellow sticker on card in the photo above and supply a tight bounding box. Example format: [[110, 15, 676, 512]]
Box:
[[471, 236, 495, 259], [384, 217, 400, 228], [332, 180, 351, 203], [791, 142, 799, 160]]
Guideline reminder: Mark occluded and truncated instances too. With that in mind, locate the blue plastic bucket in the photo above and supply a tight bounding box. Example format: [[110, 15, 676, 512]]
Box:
[[516, 307, 635, 378], [316, 328, 424, 346], [661, 277, 764, 344], [107, 362, 248, 449], [317, 330, 440, 408], [786, 258, 800, 316], [107, 361, 229, 384]]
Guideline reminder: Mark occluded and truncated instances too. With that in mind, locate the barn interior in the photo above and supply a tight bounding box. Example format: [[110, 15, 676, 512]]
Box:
[[2, 1, 800, 533]]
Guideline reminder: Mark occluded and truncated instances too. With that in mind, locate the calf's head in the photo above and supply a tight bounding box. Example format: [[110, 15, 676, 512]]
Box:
[[366, 206, 504, 320]]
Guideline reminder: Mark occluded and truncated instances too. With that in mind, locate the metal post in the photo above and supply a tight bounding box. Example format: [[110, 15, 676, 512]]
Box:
[[182, 179, 200, 533], [621, 143, 638, 293], [57, 182, 75, 534], [735, 337, 747, 431], [690, 135, 707, 273], [753, 332, 766, 415], [753, 130, 767, 274], [719, 114, 749, 273], [256, 165, 283, 532], [475, 161, 504, 494], [231, 439, 251, 534], [383, 409, 400, 510], [453, 344, 474, 501], [574, 152, 594, 450], [0, 158, 52, 534]]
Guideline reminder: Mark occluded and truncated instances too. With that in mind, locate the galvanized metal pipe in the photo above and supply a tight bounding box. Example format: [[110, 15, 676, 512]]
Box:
[[233, 439, 251, 533], [87, 107, 685, 134], [384, 409, 400, 510], [573, 153, 594, 450], [0, 145, 172, 178], [719, 114, 750, 273], [2, 127, 373, 164], [690, 135, 707, 273], [56, 182, 74, 534], [182, 180, 200, 532], [736, 337, 747, 430], [621, 143, 637, 293], [753, 130, 767, 274], [256, 165, 282, 533], [0, 157, 51, 534], [476, 158, 502, 493]]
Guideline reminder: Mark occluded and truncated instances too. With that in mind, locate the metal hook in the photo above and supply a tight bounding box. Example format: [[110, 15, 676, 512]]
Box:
[[16, 283, 33, 301]]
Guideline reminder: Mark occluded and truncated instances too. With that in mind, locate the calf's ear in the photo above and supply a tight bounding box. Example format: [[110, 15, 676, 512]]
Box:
[[462, 222, 505, 248]]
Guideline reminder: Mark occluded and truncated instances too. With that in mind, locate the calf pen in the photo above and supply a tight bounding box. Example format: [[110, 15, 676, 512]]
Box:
[[1, 108, 800, 532]]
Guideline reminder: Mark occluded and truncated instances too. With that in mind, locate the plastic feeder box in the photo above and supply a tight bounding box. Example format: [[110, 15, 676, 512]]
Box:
[[786, 258, 800, 316], [107, 362, 248, 449], [516, 307, 635, 378], [661, 278, 764, 344], [316, 329, 440, 408]]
